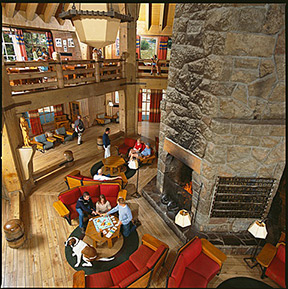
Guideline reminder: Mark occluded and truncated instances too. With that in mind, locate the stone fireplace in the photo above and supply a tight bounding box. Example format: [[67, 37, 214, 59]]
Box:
[[143, 3, 285, 252]]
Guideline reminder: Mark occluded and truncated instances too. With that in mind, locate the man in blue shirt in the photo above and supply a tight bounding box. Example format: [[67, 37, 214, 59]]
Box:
[[103, 197, 136, 237], [103, 127, 111, 158], [130, 142, 151, 161], [76, 192, 96, 233]]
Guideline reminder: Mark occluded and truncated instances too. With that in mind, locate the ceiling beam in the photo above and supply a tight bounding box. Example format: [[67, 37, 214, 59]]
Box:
[[5, 3, 16, 18], [43, 3, 59, 23], [57, 3, 70, 25], [145, 3, 152, 31], [159, 3, 169, 31], [25, 3, 38, 21]]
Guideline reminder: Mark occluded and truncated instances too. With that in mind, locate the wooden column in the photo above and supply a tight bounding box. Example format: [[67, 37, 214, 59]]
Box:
[[55, 63, 64, 88], [119, 4, 139, 136]]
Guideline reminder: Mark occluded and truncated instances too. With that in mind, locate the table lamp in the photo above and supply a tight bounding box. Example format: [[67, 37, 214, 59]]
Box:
[[244, 219, 268, 268], [175, 209, 192, 228], [108, 101, 114, 116]]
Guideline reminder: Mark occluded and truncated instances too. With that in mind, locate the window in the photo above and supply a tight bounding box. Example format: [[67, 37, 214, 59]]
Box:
[[114, 91, 119, 104], [23, 31, 48, 61], [2, 29, 17, 61], [140, 37, 157, 59], [167, 38, 172, 60], [142, 89, 151, 121], [38, 106, 54, 125]]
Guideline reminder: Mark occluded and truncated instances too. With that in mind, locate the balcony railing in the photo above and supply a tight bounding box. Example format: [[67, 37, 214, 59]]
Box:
[[137, 59, 169, 78], [5, 59, 124, 95]]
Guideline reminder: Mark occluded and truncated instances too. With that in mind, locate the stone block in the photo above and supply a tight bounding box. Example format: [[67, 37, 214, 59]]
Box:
[[203, 31, 226, 56], [257, 164, 277, 178], [275, 28, 285, 55], [213, 145, 227, 163], [230, 123, 251, 135], [209, 218, 228, 225], [194, 90, 219, 116], [227, 158, 261, 175], [187, 102, 202, 119], [251, 147, 271, 162], [210, 119, 231, 134], [167, 67, 179, 87], [175, 67, 202, 94], [269, 82, 285, 102], [248, 74, 276, 99], [173, 17, 189, 33], [247, 97, 268, 119], [173, 33, 187, 45], [187, 20, 204, 34], [269, 125, 285, 136], [227, 146, 251, 162], [264, 141, 285, 165], [237, 7, 266, 33], [205, 7, 234, 32], [275, 55, 285, 81], [230, 70, 259, 84], [219, 98, 253, 119], [234, 136, 260, 146], [231, 84, 248, 104], [201, 160, 216, 180], [263, 4, 285, 34], [260, 136, 281, 148], [213, 134, 235, 145], [187, 59, 205, 74], [234, 57, 259, 69], [186, 33, 203, 47], [224, 32, 275, 57], [260, 59, 275, 78], [250, 125, 271, 136], [216, 165, 235, 177], [265, 102, 286, 119], [204, 55, 233, 81]]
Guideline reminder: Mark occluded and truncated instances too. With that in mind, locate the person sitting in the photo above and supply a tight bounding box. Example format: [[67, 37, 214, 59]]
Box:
[[93, 168, 122, 181], [150, 55, 160, 75], [130, 142, 152, 160], [75, 192, 96, 233], [102, 197, 137, 237], [95, 194, 111, 215], [128, 138, 143, 158]]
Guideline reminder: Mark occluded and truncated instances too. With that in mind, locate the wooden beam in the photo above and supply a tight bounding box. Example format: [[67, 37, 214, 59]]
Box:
[[57, 3, 70, 25], [145, 3, 152, 31], [43, 3, 59, 23], [13, 79, 126, 114], [163, 138, 202, 175], [25, 3, 38, 21], [159, 3, 169, 31], [5, 3, 16, 18], [137, 77, 168, 90]]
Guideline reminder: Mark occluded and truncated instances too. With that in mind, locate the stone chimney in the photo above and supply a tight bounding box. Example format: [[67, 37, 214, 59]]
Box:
[[157, 3, 285, 232]]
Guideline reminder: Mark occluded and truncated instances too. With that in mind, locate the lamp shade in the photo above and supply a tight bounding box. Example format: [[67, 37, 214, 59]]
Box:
[[108, 101, 114, 107], [248, 220, 267, 239], [175, 210, 192, 228]]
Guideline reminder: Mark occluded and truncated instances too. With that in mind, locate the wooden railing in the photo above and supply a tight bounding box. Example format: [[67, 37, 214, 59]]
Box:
[[5, 58, 124, 95], [137, 59, 169, 78]]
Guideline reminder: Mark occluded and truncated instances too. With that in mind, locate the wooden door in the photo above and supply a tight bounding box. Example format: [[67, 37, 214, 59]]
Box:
[[69, 101, 80, 122]]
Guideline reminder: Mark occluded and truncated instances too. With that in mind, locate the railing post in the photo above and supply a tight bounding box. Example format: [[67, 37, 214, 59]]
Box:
[[55, 63, 64, 88], [94, 60, 101, 83], [121, 52, 127, 79]]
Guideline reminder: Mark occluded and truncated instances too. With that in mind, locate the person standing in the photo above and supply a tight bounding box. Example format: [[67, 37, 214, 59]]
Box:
[[76, 192, 96, 233], [103, 127, 111, 158], [74, 115, 85, 145], [103, 197, 137, 237]]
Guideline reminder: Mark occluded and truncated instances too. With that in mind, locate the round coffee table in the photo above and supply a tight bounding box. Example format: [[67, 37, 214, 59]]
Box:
[[102, 156, 126, 175], [217, 277, 273, 288]]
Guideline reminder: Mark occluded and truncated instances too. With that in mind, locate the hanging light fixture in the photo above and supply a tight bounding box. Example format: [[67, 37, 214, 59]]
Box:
[[59, 3, 133, 49]]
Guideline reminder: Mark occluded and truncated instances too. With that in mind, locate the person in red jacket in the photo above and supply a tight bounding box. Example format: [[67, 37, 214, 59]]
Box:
[[128, 138, 143, 158]]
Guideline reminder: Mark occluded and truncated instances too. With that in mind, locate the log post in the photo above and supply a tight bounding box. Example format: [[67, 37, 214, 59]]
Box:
[[55, 63, 64, 88], [95, 61, 101, 83]]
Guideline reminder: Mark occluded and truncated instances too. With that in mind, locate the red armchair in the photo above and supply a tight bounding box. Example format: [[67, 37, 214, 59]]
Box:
[[166, 236, 227, 288], [73, 234, 169, 288], [53, 184, 127, 225], [115, 137, 145, 156], [256, 242, 286, 288]]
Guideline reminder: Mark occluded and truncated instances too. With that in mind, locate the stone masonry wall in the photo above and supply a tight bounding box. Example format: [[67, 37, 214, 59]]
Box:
[[157, 3, 286, 232]]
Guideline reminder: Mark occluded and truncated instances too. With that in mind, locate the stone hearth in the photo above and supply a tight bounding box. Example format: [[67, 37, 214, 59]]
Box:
[[143, 177, 259, 255]]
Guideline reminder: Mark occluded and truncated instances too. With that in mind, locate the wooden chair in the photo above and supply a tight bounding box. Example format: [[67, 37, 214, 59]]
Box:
[[95, 113, 111, 125], [30, 133, 56, 153], [139, 147, 156, 165]]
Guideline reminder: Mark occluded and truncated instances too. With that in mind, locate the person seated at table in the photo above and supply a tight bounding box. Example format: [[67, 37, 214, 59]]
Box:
[[130, 142, 152, 161], [93, 168, 122, 181], [76, 191, 97, 233], [95, 194, 111, 215], [150, 55, 160, 75], [32, 47, 38, 61], [102, 197, 138, 237], [128, 138, 143, 158]]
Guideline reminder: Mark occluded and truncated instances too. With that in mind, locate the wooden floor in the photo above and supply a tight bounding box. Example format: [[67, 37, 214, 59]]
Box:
[[2, 122, 279, 288]]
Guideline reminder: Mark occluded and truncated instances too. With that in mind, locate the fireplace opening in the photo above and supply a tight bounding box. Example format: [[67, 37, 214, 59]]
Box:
[[162, 154, 193, 213]]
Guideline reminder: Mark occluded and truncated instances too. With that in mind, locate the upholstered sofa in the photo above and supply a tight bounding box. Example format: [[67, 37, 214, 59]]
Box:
[[257, 242, 286, 288], [53, 184, 127, 225], [30, 133, 56, 152], [166, 236, 227, 288], [95, 113, 111, 125], [115, 137, 139, 156], [64, 170, 127, 189], [53, 126, 74, 143], [73, 234, 169, 288]]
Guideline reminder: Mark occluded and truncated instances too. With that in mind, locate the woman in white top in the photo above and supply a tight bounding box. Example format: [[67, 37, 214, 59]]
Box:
[[95, 194, 111, 215]]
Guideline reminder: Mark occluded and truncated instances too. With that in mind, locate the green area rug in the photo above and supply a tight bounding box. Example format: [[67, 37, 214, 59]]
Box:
[[65, 226, 139, 275], [90, 161, 136, 179]]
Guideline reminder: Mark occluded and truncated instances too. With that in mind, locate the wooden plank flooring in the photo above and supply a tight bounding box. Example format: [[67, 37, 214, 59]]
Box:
[[2, 122, 279, 287]]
